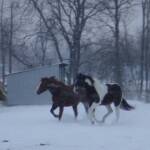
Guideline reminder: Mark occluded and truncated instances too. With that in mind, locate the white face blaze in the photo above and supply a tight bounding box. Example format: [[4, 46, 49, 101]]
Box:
[[36, 81, 41, 92]]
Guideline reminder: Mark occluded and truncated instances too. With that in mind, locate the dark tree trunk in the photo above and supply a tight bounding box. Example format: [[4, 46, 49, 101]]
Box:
[[140, 2, 146, 95], [145, 0, 150, 101], [0, 0, 5, 86], [9, 2, 14, 74], [114, 0, 122, 87]]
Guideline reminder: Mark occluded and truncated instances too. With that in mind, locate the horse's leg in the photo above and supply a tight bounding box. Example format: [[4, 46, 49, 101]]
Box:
[[114, 106, 120, 122], [83, 102, 89, 114], [72, 105, 78, 119], [58, 106, 64, 121], [91, 108, 96, 121], [88, 102, 98, 124], [101, 105, 113, 123], [50, 104, 59, 118], [113, 96, 122, 122], [88, 103, 94, 124]]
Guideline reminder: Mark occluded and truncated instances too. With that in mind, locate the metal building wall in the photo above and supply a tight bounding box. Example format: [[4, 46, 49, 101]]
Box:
[[6, 65, 59, 105]]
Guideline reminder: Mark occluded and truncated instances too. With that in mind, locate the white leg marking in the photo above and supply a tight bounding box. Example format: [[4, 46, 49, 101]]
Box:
[[115, 106, 120, 122], [88, 102, 98, 124], [101, 105, 113, 123], [113, 98, 122, 123], [87, 109, 93, 123]]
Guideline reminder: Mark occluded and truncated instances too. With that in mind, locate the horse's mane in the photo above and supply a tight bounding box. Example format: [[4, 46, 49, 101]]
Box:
[[49, 77, 74, 90], [52, 78, 66, 86], [77, 73, 94, 86]]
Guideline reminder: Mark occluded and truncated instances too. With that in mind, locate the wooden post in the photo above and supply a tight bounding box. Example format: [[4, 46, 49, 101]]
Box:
[[59, 63, 68, 83]]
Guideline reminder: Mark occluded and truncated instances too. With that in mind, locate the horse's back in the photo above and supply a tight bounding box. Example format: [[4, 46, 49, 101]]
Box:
[[52, 85, 79, 107]]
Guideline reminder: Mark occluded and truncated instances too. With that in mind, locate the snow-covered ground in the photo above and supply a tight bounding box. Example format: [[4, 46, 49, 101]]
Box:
[[0, 101, 150, 150]]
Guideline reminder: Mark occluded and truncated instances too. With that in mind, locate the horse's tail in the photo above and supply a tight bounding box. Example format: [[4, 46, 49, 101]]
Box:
[[120, 98, 134, 111]]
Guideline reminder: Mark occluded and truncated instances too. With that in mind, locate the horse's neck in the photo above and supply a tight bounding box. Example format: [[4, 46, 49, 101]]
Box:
[[85, 85, 97, 97], [56, 80, 73, 90], [55, 80, 72, 87], [55, 80, 65, 86], [93, 77, 107, 101], [48, 87, 60, 96]]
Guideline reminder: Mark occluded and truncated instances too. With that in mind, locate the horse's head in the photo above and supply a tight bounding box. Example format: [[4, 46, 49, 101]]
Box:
[[36, 77, 50, 95], [36, 76, 61, 95]]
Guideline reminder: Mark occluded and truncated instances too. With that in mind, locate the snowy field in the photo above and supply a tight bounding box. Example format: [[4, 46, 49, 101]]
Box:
[[0, 101, 150, 150]]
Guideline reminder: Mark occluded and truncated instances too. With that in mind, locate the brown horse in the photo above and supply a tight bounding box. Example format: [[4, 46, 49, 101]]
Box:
[[36, 76, 80, 120]]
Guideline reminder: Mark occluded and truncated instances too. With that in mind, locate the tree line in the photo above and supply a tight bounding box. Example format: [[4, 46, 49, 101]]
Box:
[[0, 0, 150, 101]]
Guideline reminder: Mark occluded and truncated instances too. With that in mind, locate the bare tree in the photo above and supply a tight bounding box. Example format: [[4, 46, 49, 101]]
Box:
[[140, 0, 150, 100], [145, 0, 150, 101], [29, 0, 103, 83], [8, 1, 20, 74], [99, 0, 135, 87], [140, 0, 146, 95], [29, 0, 63, 64], [0, 0, 5, 86]]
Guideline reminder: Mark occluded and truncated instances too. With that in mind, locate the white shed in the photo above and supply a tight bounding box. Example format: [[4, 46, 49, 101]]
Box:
[[6, 65, 60, 105]]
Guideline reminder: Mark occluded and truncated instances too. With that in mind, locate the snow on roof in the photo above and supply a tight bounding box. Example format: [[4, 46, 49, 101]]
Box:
[[6, 64, 60, 77]]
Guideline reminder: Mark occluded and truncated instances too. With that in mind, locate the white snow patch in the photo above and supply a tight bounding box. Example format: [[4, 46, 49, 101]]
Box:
[[0, 101, 150, 150]]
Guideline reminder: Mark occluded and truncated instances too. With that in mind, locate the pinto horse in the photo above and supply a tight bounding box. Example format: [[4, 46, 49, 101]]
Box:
[[74, 73, 134, 124], [36, 76, 79, 120]]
